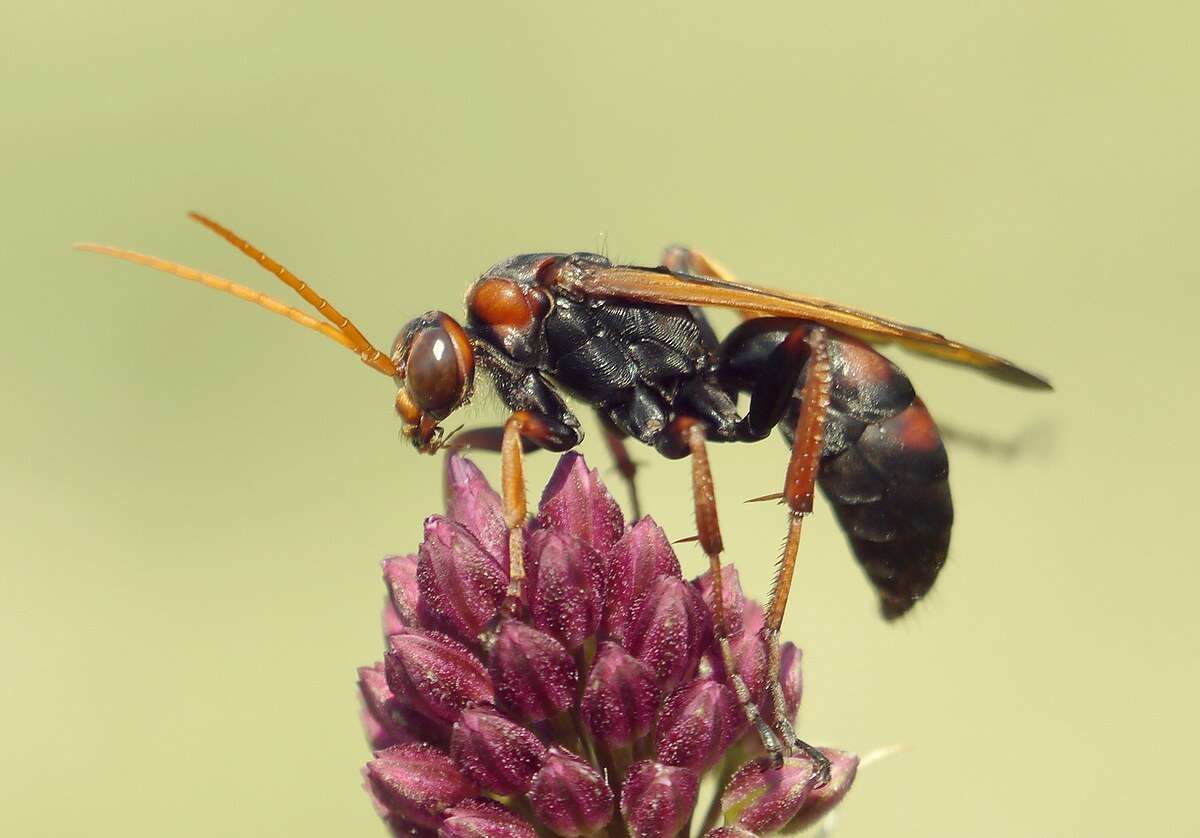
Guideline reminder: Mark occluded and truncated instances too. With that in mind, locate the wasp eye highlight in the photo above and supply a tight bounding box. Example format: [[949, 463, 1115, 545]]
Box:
[[402, 314, 474, 418]]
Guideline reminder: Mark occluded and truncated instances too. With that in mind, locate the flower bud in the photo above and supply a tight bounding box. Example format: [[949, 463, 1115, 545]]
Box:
[[386, 630, 494, 723], [445, 453, 509, 572], [707, 631, 769, 710], [625, 576, 711, 692], [785, 749, 858, 831], [360, 663, 452, 747], [536, 452, 624, 556], [619, 761, 699, 838], [693, 564, 746, 639], [703, 827, 757, 838], [721, 755, 819, 833], [776, 642, 803, 724], [655, 678, 741, 772], [365, 743, 476, 830], [580, 642, 659, 748], [450, 706, 547, 795], [602, 517, 681, 644], [524, 529, 603, 650], [487, 620, 578, 722], [528, 747, 614, 837], [418, 516, 506, 640], [440, 799, 537, 838], [383, 554, 422, 630]]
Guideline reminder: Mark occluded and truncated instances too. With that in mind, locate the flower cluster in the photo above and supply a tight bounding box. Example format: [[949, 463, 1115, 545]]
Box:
[[358, 452, 857, 837]]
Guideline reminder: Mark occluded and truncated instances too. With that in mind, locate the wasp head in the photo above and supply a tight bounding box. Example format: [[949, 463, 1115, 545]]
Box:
[[391, 312, 475, 453]]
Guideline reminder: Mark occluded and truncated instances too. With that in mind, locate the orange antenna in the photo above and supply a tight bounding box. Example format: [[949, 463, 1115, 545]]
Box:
[[73, 242, 397, 376], [187, 212, 394, 374]]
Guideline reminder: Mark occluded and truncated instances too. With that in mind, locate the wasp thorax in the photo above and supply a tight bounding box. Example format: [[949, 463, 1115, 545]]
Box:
[[393, 312, 475, 423]]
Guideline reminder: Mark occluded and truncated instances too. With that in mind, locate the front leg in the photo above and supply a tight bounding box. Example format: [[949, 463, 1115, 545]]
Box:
[[461, 343, 584, 454], [466, 345, 584, 613]]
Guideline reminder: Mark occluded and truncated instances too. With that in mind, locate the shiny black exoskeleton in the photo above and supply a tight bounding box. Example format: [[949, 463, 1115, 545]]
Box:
[[465, 253, 952, 617]]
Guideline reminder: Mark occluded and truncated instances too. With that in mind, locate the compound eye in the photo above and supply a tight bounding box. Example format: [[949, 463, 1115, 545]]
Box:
[[404, 316, 474, 418]]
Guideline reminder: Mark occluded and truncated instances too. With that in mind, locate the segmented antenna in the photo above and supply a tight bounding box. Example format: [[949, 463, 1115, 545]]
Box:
[[74, 215, 397, 377]]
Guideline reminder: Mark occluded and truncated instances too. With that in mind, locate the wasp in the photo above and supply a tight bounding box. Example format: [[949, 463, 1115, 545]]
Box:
[[78, 214, 1050, 777]]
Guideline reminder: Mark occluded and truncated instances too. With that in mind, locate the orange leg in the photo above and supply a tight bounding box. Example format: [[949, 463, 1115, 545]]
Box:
[[602, 427, 642, 520], [498, 411, 574, 611], [762, 327, 834, 781], [666, 417, 784, 760]]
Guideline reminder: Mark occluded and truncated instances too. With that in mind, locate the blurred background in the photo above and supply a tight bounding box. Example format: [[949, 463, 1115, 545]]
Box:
[[2, 2, 1196, 836]]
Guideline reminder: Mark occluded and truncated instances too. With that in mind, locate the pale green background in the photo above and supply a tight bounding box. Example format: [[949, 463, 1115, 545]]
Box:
[[2, 3, 1196, 836]]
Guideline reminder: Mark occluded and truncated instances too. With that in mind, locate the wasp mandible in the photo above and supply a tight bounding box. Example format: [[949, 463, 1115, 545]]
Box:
[[78, 214, 1051, 779]]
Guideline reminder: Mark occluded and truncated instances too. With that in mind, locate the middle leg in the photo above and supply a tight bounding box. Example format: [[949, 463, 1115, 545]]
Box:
[[660, 415, 784, 761]]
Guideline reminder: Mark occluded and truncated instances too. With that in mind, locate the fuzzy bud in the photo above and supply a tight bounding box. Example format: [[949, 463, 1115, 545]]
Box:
[[450, 706, 547, 795], [785, 749, 859, 832], [365, 743, 476, 830], [692, 564, 746, 639], [602, 517, 681, 644], [776, 642, 803, 724], [386, 630, 494, 723], [439, 799, 537, 838], [655, 678, 742, 772], [528, 747, 614, 837], [580, 642, 660, 748], [487, 620, 578, 722], [703, 828, 757, 838], [444, 453, 509, 572], [721, 755, 819, 833], [536, 453, 624, 556], [524, 528, 603, 650], [360, 662, 444, 749], [620, 761, 699, 838], [625, 576, 711, 692], [418, 516, 506, 640], [383, 554, 422, 630]]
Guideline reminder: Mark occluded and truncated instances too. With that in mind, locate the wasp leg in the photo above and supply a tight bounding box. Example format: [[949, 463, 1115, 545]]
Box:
[[599, 423, 643, 520], [453, 426, 540, 454], [660, 416, 784, 763], [761, 326, 834, 783], [497, 410, 583, 613]]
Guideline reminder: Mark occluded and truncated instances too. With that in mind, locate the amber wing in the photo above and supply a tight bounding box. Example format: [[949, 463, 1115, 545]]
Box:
[[558, 262, 1051, 390]]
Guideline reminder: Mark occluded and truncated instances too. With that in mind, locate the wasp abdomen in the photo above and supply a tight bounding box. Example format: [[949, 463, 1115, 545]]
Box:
[[779, 332, 952, 619]]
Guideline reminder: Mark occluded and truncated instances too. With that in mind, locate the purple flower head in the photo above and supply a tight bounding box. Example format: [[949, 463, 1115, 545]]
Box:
[[365, 743, 476, 830], [488, 620, 578, 723], [383, 554, 421, 631], [620, 760, 699, 838], [523, 528, 603, 650], [418, 516, 506, 641], [655, 678, 742, 772], [450, 705, 547, 795], [528, 747, 614, 837], [536, 452, 624, 555], [603, 516, 681, 644], [356, 452, 858, 836], [785, 748, 859, 831], [721, 755, 820, 833], [580, 641, 660, 748], [445, 453, 509, 571], [693, 564, 747, 638], [626, 575, 712, 693], [385, 630, 494, 723], [440, 799, 537, 838]]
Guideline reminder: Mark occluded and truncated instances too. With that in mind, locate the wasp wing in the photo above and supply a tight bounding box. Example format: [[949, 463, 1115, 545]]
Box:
[[560, 263, 1051, 390]]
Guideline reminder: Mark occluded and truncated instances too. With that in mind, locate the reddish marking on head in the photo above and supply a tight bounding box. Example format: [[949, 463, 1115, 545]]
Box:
[[469, 277, 534, 330], [893, 399, 941, 451]]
